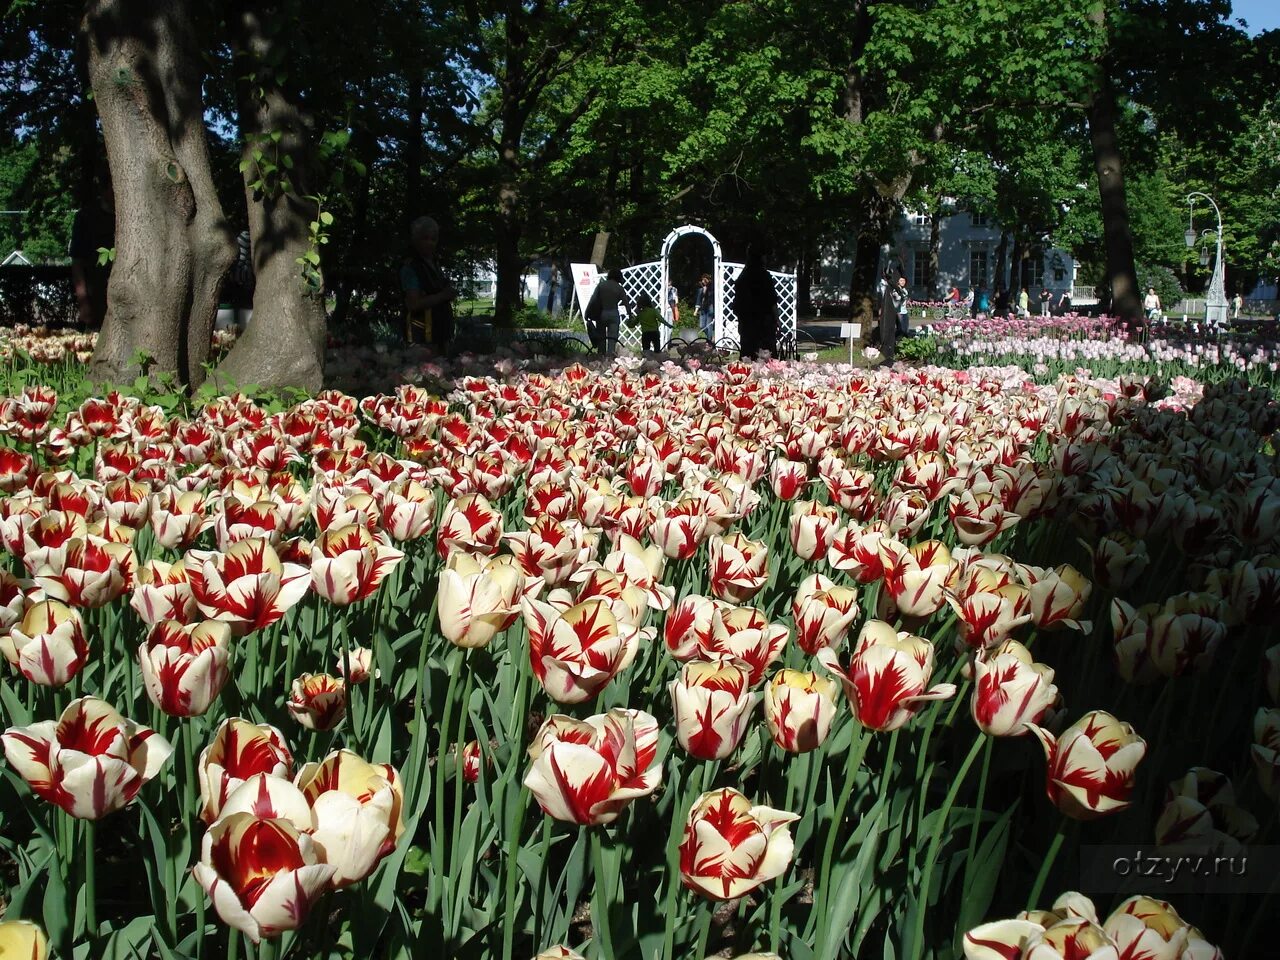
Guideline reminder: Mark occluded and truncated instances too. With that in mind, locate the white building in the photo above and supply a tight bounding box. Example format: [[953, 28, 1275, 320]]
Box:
[[817, 209, 1079, 301]]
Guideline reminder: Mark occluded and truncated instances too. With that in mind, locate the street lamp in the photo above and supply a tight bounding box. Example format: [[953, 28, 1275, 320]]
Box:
[[1186, 192, 1228, 326]]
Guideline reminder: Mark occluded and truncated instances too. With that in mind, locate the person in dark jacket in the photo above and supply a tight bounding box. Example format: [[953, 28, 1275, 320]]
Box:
[[585, 268, 629, 357], [731, 251, 778, 359], [400, 216, 457, 349]]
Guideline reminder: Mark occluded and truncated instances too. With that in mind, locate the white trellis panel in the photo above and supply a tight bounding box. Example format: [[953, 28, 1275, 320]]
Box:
[[620, 260, 665, 348], [772, 270, 799, 356], [570, 225, 797, 356]]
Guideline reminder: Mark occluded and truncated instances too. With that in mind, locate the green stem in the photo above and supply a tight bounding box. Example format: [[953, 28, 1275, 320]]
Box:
[[590, 830, 617, 960], [500, 648, 531, 960], [813, 725, 873, 944], [1025, 819, 1069, 911], [963, 736, 994, 877], [908, 733, 987, 960], [83, 818, 97, 936]]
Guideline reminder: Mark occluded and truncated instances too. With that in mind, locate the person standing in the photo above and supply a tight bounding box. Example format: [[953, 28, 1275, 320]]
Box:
[[401, 216, 457, 350], [1232, 292, 1243, 319], [1018, 287, 1030, 317], [1057, 288, 1072, 314], [586, 268, 629, 357], [891, 275, 911, 338], [994, 286, 1010, 318], [1039, 287, 1052, 317], [695, 274, 715, 340], [731, 252, 778, 359], [974, 286, 990, 316], [1143, 286, 1161, 322], [631, 293, 663, 352], [878, 269, 901, 364], [547, 263, 562, 317], [667, 282, 680, 328]]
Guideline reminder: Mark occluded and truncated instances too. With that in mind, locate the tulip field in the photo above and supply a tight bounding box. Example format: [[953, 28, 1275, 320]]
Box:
[[0, 335, 1276, 960]]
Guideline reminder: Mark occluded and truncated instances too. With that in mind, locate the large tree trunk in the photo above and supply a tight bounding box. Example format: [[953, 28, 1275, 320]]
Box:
[[1009, 232, 1025, 298], [928, 209, 942, 299], [993, 230, 1009, 294], [212, 3, 326, 392], [797, 234, 813, 316], [493, 115, 526, 327], [84, 0, 235, 387], [1087, 70, 1142, 321], [848, 198, 903, 333]]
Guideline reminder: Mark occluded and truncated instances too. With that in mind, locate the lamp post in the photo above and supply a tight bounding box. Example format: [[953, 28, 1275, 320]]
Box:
[[1185, 192, 1228, 326]]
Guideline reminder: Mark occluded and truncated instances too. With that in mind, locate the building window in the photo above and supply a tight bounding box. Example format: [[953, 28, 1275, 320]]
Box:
[[912, 251, 931, 289], [909, 211, 931, 226], [971, 211, 990, 227], [1054, 267, 1066, 282], [969, 250, 989, 288], [1029, 256, 1045, 288]]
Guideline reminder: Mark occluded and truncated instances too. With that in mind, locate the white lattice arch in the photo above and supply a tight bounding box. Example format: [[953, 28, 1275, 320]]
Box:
[[616, 225, 797, 354]]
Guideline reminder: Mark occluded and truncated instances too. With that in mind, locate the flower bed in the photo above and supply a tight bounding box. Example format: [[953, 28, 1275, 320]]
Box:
[[0, 354, 1273, 959]]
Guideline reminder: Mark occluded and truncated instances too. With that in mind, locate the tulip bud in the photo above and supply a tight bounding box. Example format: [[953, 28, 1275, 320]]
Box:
[[818, 621, 956, 732], [138, 620, 232, 717], [1105, 901, 1192, 960], [792, 579, 860, 655], [1029, 710, 1146, 819], [287, 673, 347, 731], [670, 657, 760, 760], [1022, 563, 1092, 632], [649, 498, 709, 560], [296, 749, 405, 888], [664, 593, 730, 659], [764, 669, 840, 752], [970, 640, 1058, 737], [524, 709, 661, 825], [532, 948, 585, 960], [311, 524, 403, 606], [788, 500, 841, 562], [436, 494, 503, 559], [197, 718, 293, 823], [948, 489, 1020, 546], [194, 814, 333, 942], [335, 645, 377, 685], [439, 552, 528, 649], [679, 788, 798, 900], [2, 696, 171, 819], [882, 539, 955, 620], [708, 533, 769, 604], [769, 459, 809, 500], [521, 597, 646, 704], [0, 598, 89, 687]]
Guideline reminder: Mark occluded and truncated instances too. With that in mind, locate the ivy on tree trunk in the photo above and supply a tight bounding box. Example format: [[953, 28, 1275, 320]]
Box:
[[211, 1, 327, 393]]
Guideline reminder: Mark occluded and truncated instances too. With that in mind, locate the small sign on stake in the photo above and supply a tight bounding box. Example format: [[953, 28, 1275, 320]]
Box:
[[840, 323, 862, 364]]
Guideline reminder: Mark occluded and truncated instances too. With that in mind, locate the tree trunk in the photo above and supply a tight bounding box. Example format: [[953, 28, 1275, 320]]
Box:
[[1009, 232, 1025, 298], [84, 0, 235, 387], [1087, 69, 1141, 321], [928, 209, 942, 299], [797, 234, 813, 315], [993, 231, 1009, 294], [212, 3, 326, 392], [493, 110, 526, 327], [848, 202, 895, 332]]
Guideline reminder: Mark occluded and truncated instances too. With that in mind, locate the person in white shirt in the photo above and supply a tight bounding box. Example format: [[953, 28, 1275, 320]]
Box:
[[1143, 287, 1161, 321]]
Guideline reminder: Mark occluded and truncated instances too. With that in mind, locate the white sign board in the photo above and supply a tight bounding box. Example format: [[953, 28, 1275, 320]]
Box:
[[840, 323, 861, 339], [571, 263, 600, 315]]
